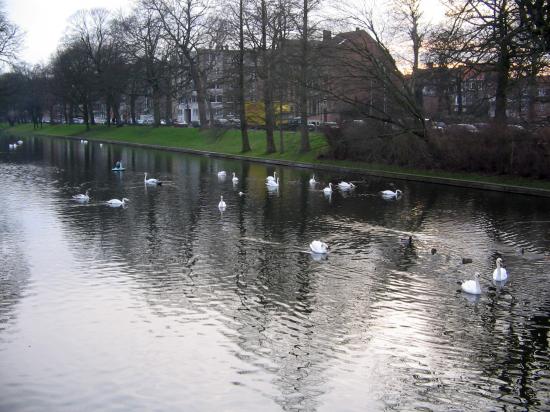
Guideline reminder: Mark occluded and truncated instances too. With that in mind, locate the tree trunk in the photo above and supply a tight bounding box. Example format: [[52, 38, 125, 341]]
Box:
[[89, 101, 95, 125], [494, 51, 510, 123], [279, 97, 284, 153], [190, 60, 208, 127], [165, 94, 173, 125], [130, 93, 137, 125], [299, 0, 310, 152], [527, 74, 537, 123], [238, 0, 251, 152], [153, 85, 161, 127]]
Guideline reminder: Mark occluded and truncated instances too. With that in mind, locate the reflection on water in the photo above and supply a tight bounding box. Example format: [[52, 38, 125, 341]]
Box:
[[1, 135, 549, 411]]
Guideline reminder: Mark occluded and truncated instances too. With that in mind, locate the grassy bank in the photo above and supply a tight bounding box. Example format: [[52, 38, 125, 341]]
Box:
[[6, 123, 550, 192]]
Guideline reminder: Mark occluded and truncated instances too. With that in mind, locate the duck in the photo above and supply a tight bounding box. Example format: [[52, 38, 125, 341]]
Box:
[[266, 177, 279, 188], [323, 183, 333, 194], [238, 191, 244, 196], [266, 171, 277, 183], [218, 195, 226, 210], [106, 198, 129, 207], [232, 172, 239, 183], [217, 171, 227, 177], [338, 181, 356, 190], [309, 175, 317, 185], [112, 161, 125, 171], [381, 189, 403, 199], [461, 272, 482, 295], [72, 189, 90, 202], [492, 257, 508, 281], [144, 172, 162, 185], [310, 240, 329, 254], [400, 236, 413, 247]]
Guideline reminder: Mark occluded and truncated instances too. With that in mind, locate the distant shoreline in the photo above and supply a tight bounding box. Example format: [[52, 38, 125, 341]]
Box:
[[5, 124, 550, 198]]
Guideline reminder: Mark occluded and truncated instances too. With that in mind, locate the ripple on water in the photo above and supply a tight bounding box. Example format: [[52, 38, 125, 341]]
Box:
[[0, 138, 549, 411]]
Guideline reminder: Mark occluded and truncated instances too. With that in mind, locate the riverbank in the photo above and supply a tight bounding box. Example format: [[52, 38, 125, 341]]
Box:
[[6, 123, 550, 196]]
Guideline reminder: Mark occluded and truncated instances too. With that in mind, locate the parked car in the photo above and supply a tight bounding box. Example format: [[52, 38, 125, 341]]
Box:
[[214, 118, 230, 127], [323, 121, 339, 129], [507, 124, 525, 131], [452, 123, 479, 133]]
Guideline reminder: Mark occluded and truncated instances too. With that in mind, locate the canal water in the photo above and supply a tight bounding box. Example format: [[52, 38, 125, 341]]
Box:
[[0, 135, 549, 411]]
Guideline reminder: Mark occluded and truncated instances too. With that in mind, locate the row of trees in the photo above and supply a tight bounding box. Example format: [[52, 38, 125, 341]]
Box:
[[0, 0, 548, 154]]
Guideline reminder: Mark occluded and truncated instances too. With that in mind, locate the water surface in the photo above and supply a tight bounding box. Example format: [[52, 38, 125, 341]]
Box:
[[1, 135, 549, 411]]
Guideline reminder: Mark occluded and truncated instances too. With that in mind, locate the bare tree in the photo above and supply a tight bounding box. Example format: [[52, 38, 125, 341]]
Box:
[[516, 0, 550, 52], [145, 0, 211, 127], [68, 8, 128, 125], [438, 0, 524, 122], [391, 0, 429, 106], [0, 5, 22, 67], [120, 8, 168, 126], [238, 0, 251, 151]]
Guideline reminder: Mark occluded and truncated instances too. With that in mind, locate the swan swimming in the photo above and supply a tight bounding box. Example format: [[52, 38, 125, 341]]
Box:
[[266, 177, 279, 188], [218, 195, 226, 210], [112, 161, 125, 171], [106, 198, 129, 207], [72, 189, 90, 202], [381, 189, 403, 199], [16, 140, 23, 145], [309, 175, 317, 185], [266, 171, 277, 183], [310, 240, 329, 254], [218, 171, 227, 177], [338, 181, 356, 190], [323, 183, 333, 194], [461, 272, 482, 295], [238, 191, 244, 196], [232, 172, 239, 183], [144, 172, 162, 185], [492, 257, 508, 281]]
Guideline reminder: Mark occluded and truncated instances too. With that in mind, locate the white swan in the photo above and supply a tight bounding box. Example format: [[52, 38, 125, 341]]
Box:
[[217, 171, 227, 177], [323, 183, 333, 194], [266, 171, 277, 183], [218, 195, 226, 210], [144, 172, 162, 185], [310, 240, 329, 254], [338, 181, 356, 190], [16, 140, 23, 145], [461, 272, 482, 295], [381, 189, 402, 199], [266, 177, 279, 188], [492, 257, 508, 281], [309, 175, 317, 185], [232, 172, 239, 183], [238, 191, 244, 196], [72, 189, 90, 202], [106, 198, 129, 207]]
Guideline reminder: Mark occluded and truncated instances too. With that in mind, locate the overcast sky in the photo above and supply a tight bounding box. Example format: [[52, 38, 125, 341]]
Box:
[[5, 0, 444, 67], [5, 0, 132, 65]]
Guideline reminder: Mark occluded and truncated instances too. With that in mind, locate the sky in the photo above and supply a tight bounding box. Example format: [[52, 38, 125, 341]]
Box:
[[5, 0, 133, 65], [5, 0, 445, 67]]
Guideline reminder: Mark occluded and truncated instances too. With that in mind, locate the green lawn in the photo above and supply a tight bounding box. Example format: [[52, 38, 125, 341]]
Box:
[[7, 123, 550, 191]]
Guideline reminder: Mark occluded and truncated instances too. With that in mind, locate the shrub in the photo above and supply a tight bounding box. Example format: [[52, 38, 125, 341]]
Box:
[[324, 121, 550, 179]]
